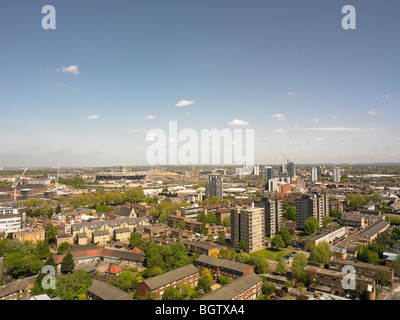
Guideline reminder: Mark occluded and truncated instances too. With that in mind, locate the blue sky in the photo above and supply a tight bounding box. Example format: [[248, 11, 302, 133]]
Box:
[[1, 0, 399, 167]]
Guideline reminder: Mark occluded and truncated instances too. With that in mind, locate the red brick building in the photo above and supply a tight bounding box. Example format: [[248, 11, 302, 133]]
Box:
[[195, 255, 255, 280], [137, 264, 200, 300]]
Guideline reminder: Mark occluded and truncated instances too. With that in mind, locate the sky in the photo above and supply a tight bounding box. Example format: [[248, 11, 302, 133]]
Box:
[[1, 0, 400, 167]]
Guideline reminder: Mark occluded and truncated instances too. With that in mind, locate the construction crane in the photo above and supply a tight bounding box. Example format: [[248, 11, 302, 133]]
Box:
[[13, 167, 28, 201], [281, 152, 289, 164]]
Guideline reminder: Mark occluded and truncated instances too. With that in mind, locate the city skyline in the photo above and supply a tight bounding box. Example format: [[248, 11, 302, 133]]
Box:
[[1, 0, 400, 167]]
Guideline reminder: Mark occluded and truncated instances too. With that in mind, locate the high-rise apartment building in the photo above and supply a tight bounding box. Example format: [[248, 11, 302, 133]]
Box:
[[230, 206, 265, 253], [334, 167, 341, 183], [311, 167, 318, 182], [287, 161, 295, 179], [255, 197, 283, 238], [296, 194, 329, 229], [205, 174, 223, 200], [264, 166, 274, 191]]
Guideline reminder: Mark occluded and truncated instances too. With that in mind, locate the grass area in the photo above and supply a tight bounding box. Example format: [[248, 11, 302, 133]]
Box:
[[250, 248, 290, 261]]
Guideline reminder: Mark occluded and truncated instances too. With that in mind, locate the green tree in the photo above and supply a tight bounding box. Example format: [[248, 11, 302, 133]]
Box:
[[45, 223, 59, 244], [176, 221, 186, 230], [279, 225, 292, 247], [309, 242, 332, 266], [158, 212, 168, 224], [163, 286, 180, 300], [3, 252, 42, 278], [291, 252, 308, 281], [217, 232, 226, 244], [217, 276, 231, 286], [2, 239, 29, 257], [197, 212, 206, 223], [329, 209, 342, 219], [54, 270, 92, 300], [129, 232, 145, 249], [222, 216, 231, 227], [206, 212, 216, 225], [219, 248, 236, 260], [108, 270, 140, 293], [283, 203, 296, 221], [262, 281, 277, 296], [57, 242, 74, 255], [33, 240, 51, 260], [276, 259, 287, 275], [198, 269, 213, 293], [271, 235, 285, 249], [238, 240, 249, 252], [304, 217, 319, 235], [60, 252, 75, 274]]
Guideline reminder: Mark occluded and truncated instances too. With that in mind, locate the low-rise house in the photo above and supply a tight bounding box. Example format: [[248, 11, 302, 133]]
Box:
[[137, 264, 200, 300], [53, 244, 145, 270], [77, 233, 89, 245], [0, 276, 37, 300], [113, 227, 131, 242], [112, 205, 136, 219], [12, 228, 45, 244], [92, 230, 111, 245], [56, 233, 74, 247], [87, 279, 133, 300], [304, 265, 376, 300], [71, 216, 149, 239], [143, 223, 171, 238], [179, 239, 226, 256], [195, 255, 254, 280], [198, 273, 262, 300]]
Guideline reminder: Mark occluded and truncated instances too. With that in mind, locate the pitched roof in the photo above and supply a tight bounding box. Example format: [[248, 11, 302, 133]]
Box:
[[130, 247, 143, 254], [105, 264, 123, 274], [142, 264, 199, 291], [196, 255, 252, 273], [88, 279, 133, 300], [113, 206, 134, 217], [198, 273, 262, 300]]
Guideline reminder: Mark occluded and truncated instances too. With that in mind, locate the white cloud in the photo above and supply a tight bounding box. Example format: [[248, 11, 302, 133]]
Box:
[[59, 65, 80, 75], [274, 128, 288, 135], [382, 94, 390, 99], [332, 115, 339, 122], [175, 100, 195, 107], [184, 112, 191, 117], [141, 114, 156, 120], [287, 92, 295, 96], [271, 113, 286, 121], [129, 129, 141, 133], [311, 137, 325, 143], [57, 83, 68, 87], [368, 108, 380, 115], [86, 115, 99, 120], [310, 118, 320, 124], [228, 119, 249, 126]]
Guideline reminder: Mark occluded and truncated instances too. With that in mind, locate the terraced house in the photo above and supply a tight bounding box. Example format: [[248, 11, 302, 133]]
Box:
[[195, 255, 255, 280], [198, 273, 263, 300], [71, 216, 149, 242], [137, 264, 200, 300]]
